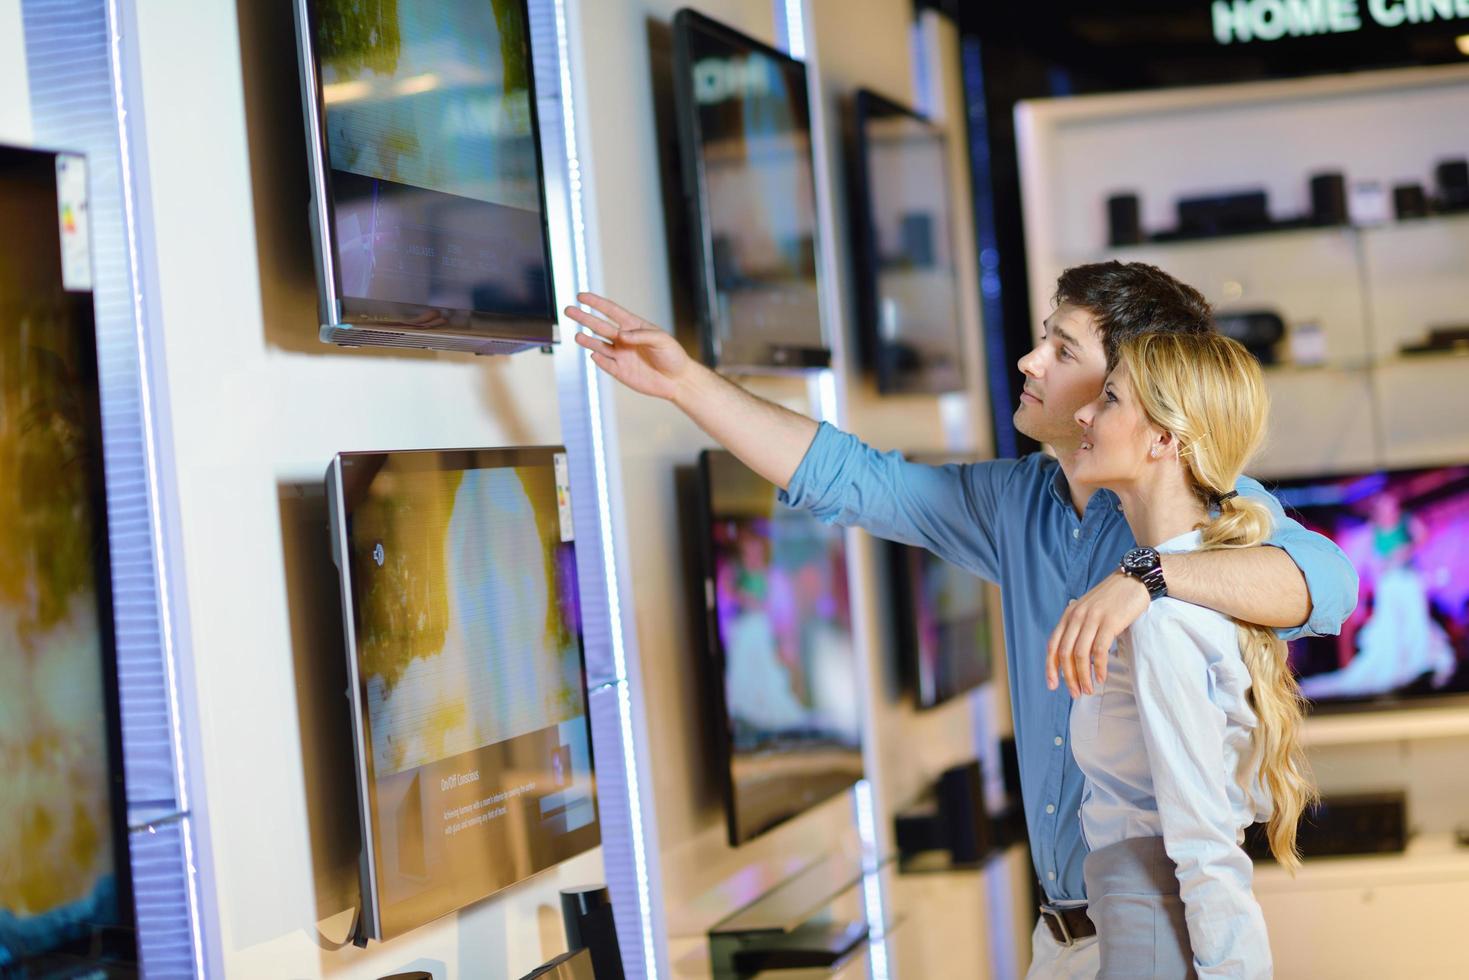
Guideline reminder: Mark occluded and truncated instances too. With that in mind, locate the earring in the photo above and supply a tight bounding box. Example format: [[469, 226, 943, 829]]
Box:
[[1149, 446, 1159, 459]]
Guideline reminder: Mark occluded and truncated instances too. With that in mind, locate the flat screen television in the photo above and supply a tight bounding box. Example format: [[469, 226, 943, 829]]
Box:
[[847, 90, 965, 394], [326, 447, 598, 941], [293, 0, 558, 354], [890, 542, 995, 709], [695, 450, 863, 845], [1273, 464, 1469, 710], [671, 9, 829, 373], [1, 145, 137, 974]]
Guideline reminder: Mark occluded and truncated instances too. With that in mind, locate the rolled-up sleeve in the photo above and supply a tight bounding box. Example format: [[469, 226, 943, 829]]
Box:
[[1237, 477, 1360, 641], [778, 422, 1020, 581]]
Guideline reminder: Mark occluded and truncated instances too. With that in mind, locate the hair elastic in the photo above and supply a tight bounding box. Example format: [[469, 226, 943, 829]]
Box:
[[1213, 490, 1239, 505]]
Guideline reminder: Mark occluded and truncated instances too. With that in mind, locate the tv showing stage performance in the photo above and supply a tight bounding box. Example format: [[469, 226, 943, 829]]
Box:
[[1275, 465, 1469, 708], [327, 447, 598, 941], [294, 0, 557, 353], [695, 450, 862, 845]]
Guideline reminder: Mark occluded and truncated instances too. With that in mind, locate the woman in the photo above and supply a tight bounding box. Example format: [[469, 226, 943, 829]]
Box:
[[1049, 333, 1316, 978]]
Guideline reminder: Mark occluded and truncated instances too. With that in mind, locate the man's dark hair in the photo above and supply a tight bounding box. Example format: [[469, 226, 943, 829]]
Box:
[[1053, 261, 1213, 369]]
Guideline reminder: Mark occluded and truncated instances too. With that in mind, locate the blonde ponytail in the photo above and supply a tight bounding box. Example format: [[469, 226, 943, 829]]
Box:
[[1120, 334, 1319, 872]]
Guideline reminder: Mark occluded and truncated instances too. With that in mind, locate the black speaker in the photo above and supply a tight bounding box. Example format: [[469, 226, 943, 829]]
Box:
[[1308, 172, 1348, 226], [1106, 192, 1143, 246], [1213, 310, 1286, 364], [1244, 791, 1406, 862], [561, 885, 625, 980], [937, 760, 993, 863], [1393, 182, 1428, 219], [1436, 158, 1469, 211], [1175, 190, 1269, 237], [999, 736, 1021, 799]]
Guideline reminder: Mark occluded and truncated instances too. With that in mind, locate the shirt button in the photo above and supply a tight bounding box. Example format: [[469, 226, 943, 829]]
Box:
[[1046, 804, 1055, 814], [1047, 871, 1056, 881], [1072, 528, 1080, 539], [1054, 736, 1063, 746]]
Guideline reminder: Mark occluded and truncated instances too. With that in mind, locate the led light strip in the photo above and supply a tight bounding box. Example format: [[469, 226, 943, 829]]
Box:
[[106, 1, 207, 974], [550, 1, 658, 975]]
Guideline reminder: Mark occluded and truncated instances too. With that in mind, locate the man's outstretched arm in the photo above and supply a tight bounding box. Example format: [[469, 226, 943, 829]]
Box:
[[566, 292, 817, 490], [567, 291, 1018, 579]]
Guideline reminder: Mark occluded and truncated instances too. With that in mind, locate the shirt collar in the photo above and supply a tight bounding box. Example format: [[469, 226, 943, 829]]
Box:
[[1048, 461, 1121, 518]]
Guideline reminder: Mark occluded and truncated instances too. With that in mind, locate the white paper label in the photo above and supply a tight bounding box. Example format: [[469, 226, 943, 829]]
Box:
[[55, 154, 92, 292], [554, 452, 573, 543]]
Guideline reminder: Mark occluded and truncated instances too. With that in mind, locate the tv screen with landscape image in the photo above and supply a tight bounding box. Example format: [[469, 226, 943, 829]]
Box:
[[328, 446, 598, 941], [1274, 465, 1469, 709], [1, 145, 136, 975], [696, 450, 863, 845]]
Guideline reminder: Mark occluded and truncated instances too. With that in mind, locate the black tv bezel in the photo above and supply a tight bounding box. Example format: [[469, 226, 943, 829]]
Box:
[[670, 8, 832, 375], [1270, 461, 1469, 716], [693, 449, 862, 847], [0, 143, 138, 973], [327, 445, 601, 941], [888, 540, 994, 711], [846, 88, 965, 396], [294, 0, 560, 353]]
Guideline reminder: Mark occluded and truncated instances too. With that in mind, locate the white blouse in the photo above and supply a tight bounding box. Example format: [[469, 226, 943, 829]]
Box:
[[1070, 529, 1274, 979]]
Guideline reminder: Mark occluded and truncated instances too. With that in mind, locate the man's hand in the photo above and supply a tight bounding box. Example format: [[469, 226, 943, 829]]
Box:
[[567, 292, 694, 402], [1046, 572, 1150, 697]]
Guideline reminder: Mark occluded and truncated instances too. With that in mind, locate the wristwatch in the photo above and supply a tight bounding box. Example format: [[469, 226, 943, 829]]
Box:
[[1119, 546, 1168, 600]]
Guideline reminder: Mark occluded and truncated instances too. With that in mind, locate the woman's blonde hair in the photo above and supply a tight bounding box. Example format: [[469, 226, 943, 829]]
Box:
[[1117, 332, 1317, 872]]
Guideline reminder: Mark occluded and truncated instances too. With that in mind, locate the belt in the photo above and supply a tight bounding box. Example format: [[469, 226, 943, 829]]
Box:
[[1039, 903, 1096, 947]]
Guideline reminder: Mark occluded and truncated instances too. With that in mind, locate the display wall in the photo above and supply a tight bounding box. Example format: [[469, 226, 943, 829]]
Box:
[[3, 0, 1032, 975], [123, 1, 609, 976]]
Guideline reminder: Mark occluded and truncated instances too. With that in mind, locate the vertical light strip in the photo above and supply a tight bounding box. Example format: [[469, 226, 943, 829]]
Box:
[[550, 0, 658, 974], [853, 780, 890, 980], [104, 0, 205, 973], [781, 0, 807, 59]]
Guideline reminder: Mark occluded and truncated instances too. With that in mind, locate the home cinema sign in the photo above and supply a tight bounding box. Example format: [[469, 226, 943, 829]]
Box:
[[1211, 0, 1469, 44]]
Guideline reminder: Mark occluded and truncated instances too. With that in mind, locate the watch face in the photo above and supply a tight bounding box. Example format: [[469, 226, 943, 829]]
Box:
[[1121, 547, 1159, 574]]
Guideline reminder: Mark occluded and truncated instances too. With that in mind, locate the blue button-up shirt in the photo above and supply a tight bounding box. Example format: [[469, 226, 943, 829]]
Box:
[[779, 423, 1357, 903]]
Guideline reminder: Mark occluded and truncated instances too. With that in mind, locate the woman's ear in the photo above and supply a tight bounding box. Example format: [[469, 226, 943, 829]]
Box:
[[1151, 428, 1176, 461]]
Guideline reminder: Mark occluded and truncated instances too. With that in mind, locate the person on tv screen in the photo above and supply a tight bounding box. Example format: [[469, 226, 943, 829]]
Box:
[[1297, 492, 1456, 700], [1046, 332, 1315, 977], [566, 260, 1358, 978]]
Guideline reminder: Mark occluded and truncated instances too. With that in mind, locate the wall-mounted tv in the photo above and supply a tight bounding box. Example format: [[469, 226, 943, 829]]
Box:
[[1274, 464, 1469, 711], [1, 145, 136, 973], [293, 0, 558, 354], [890, 543, 995, 710], [672, 9, 830, 373], [695, 450, 863, 846], [327, 447, 598, 941], [847, 90, 965, 394]]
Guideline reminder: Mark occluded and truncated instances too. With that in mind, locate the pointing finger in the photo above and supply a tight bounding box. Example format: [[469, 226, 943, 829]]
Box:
[[576, 291, 647, 330], [563, 305, 618, 340]]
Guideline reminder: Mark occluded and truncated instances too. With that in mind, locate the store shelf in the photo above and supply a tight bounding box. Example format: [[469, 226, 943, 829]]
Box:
[[1253, 831, 1469, 891], [1301, 703, 1469, 748]]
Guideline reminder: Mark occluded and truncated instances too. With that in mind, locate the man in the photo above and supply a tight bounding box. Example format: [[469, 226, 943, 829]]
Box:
[[567, 261, 1357, 978]]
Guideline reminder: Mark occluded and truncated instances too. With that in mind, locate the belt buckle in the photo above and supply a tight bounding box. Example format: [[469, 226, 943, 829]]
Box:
[[1040, 904, 1074, 947]]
